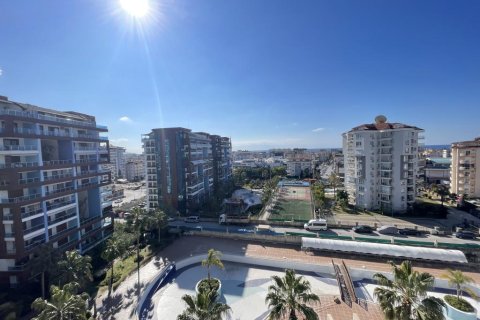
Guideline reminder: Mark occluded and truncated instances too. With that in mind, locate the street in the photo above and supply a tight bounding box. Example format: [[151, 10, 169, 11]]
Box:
[[168, 220, 480, 246]]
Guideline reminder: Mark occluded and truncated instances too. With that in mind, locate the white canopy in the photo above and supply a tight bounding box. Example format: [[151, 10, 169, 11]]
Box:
[[302, 237, 468, 264]]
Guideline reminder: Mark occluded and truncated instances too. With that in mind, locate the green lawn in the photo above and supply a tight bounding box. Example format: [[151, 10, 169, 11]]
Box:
[[269, 199, 313, 221]]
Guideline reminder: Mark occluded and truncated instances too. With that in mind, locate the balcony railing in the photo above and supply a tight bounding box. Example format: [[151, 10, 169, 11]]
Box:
[[49, 225, 78, 241], [80, 215, 102, 225], [43, 159, 74, 166], [22, 207, 43, 219], [0, 161, 39, 169], [1, 193, 42, 204], [81, 226, 103, 238], [46, 198, 76, 211], [48, 212, 77, 225], [44, 173, 74, 181], [23, 223, 45, 234], [19, 177, 41, 184], [0, 109, 105, 129], [0, 145, 38, 151], [4, 232, 15, 238], [45, 186, 75, 196], [25, 239, 46, 251], [3, 214, 14, 221]]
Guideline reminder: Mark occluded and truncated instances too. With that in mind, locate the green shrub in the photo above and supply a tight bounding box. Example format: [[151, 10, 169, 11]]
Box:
[[197, 278, 220, 293], [100, 271, 121, 286], [444, 295, 475, 312]]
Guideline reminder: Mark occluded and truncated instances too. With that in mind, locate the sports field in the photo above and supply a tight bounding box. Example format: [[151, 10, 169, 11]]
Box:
[[268, 185, 313, 221]]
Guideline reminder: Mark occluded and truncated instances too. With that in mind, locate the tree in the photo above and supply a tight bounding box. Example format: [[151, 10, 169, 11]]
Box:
[[148, 208, 168, 242], [336, 190, 349, 209], [101, 229, 131, 298], [202, 249, 224, 283], [432, 184, 449, 206], [328, 173, 341, 199], [31, 282, 89, 320], [101, 237, 121, 298], [177, 288, 231, 320], [57, 250, 93, 289], [130, 207, 149, 298], [442, 269, 478, 300], [265, 269, 320, 320], [373, 261, 445, 320], [29, 244, 61, 299]]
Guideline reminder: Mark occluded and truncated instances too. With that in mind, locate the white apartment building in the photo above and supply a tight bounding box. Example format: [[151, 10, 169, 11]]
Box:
[[286, 160, 312, 177], [342, 115, 424, 213], [450, 137, 480, 198], [106, 145, 126, 180], [125, 160, 144, 182]]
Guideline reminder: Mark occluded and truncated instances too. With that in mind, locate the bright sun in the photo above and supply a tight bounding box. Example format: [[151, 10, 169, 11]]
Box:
[[120, 0, 150, 18]]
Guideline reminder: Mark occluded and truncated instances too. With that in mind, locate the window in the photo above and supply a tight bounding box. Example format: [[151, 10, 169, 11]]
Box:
[[466, 151, 471, 156]]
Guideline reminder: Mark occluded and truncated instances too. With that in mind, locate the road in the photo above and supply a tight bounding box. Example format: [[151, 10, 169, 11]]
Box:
[[168, 220, 480, 246]]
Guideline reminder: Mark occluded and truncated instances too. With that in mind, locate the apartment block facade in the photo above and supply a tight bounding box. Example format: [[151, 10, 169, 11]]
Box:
[[450, 137, 480, 197], [142, 128, 232, 213], [0, 96, 113, 287], [104, 145, 126, 181], [342, 115, 424, 213], [125, 160, 145, 182]]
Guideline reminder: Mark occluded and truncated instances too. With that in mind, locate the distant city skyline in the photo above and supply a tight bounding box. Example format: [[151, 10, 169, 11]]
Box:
[[1, 0, 479, 153]]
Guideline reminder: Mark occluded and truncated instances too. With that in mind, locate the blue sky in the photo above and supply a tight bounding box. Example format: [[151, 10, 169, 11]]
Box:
[[0, 0, 479, 153]]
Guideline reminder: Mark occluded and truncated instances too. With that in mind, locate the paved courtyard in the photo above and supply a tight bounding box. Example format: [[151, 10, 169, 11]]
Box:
[[154, 262, 383, 320]]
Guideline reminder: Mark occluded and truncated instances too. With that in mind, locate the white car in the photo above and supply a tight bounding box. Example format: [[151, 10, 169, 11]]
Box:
[[184, 216, 200, 223], [304, 219, 328, 231]]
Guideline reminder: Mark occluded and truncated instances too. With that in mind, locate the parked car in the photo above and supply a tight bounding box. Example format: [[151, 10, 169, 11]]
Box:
[[455, 230, 477, 239], [376, 225, 398, 235], [167, 217, 176, 222], [184, 215, 200, 223], [399, 228, 421, 236], [352, 225, 373, 234]]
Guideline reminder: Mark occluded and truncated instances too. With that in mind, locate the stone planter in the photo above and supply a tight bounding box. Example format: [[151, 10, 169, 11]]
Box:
[[195, 278, 222, 297], [443, 297, 477, 320]]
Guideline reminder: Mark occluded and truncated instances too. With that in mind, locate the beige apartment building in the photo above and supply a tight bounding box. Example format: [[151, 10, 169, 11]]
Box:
[[450, 137, 480, 198]]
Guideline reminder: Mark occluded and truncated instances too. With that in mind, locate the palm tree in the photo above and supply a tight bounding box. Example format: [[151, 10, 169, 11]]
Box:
[[442, 269, 478, 300], [29, 243, 61, 299], [31, 282, 89, 320], [150, 208, 168, 242], [202, 249, 224, 283], [374, 260, 446, 320], [177, 289, 231, 320], [101, 236, 123, 298], [131, 207, 149, 298], [265, 269, 320, 320], [57, 250, 93, 289], [328, 173, 340, 200]]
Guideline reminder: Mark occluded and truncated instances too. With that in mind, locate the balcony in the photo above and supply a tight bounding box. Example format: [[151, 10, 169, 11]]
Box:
[[4, 232, 15, 238], [49, 225, 78, 241], [23, 223, 45, 235], [13, 127, 72, 138], [46, 198, 76, 211], [0, 145, 38, 152], [80, 215, 102, 225], [43, 172, 74, 182], [48, 212, 77, 226], [81, 225, 103, 239], [19, 177, 41, 184], [1, 193, 42, 204], [45, 186, 75, 196], [0, 161, 39, 169], [24, 238, 46, 251], [0, 109, 105, 130], [2, 214, 14, 221], [22, 207, 43, 219]]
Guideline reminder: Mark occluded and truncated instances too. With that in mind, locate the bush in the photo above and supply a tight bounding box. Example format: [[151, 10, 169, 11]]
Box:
[[444, 295, 475, 312], [197, 278, 220, 293], [99, 271, 121, 286]]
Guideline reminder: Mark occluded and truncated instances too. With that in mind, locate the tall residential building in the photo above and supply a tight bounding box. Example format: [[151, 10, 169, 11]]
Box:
[[142, 128, 232, 213], [342, 115, 424, 213], [125, 160, 145, 182], [105, 145, 126, 180], [210, 135, 233, 195], [450, 137, 480, 197], [0, 95, 113, 287]]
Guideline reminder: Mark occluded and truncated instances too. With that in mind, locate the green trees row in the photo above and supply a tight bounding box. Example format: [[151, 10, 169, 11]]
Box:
[[233, 167, 286, 186]]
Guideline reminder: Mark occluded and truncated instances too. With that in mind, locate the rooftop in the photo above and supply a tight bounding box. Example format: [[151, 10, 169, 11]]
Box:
[[348, 115, 423, 132]]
